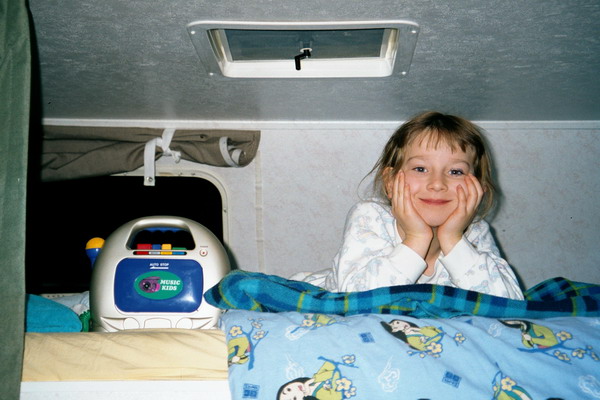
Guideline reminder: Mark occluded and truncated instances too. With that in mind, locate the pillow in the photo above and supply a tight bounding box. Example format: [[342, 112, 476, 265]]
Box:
[[25, 294, 82, 332]]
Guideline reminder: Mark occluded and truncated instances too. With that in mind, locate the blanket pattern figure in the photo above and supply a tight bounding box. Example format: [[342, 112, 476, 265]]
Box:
[[491, 366, 533, 400], [288, 314, 340, 340], [227, 317, 269, 369], [500, 319, 599, 364], [380, 319, 466, 358], [277, 356, 359, 400]]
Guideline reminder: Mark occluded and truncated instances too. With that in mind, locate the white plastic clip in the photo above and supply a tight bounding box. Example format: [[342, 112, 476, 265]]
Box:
[[219, 136, 243, 167], [144, 128, 181, 186]]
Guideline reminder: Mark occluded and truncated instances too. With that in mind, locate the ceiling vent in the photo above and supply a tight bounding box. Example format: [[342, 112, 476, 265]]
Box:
[[187, 21, 419, 78]]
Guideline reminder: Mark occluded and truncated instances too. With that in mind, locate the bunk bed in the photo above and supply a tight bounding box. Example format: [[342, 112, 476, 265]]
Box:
[[21, 271, 600, 400]]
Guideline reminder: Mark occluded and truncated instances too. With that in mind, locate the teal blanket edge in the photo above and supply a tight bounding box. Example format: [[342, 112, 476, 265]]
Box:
[[204, 270, 600, 319]]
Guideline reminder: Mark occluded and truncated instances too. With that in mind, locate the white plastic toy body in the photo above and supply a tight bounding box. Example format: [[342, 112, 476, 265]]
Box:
[[90, 216, 230, 332]]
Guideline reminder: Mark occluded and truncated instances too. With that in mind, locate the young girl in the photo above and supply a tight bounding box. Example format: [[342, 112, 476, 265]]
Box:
[[291, 111, 524, 300]]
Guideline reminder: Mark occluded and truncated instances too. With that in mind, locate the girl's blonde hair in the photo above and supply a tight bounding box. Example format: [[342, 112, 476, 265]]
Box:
[[372, 111, 497, 219]]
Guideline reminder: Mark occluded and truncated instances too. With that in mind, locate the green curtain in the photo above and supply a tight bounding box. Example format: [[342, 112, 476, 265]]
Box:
[[0, 0, 31, 397]]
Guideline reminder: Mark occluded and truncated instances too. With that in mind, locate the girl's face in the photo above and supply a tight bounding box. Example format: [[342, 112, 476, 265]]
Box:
[[397, 137, 475, 228], [279, 382, 307, 400]]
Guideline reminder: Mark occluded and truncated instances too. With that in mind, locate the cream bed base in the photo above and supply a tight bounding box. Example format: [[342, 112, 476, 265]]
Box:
[[21, 380, 231, 399]]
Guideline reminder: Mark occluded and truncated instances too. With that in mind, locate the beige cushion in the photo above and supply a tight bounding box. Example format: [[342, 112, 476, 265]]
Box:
[[22, 329, 228, 381]]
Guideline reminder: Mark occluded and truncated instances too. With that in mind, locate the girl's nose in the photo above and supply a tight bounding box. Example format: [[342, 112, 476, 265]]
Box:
[[427, 173, 448, 191]]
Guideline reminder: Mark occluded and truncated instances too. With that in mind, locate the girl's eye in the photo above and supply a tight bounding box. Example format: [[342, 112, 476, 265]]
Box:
[[413, 167, 426, 173], [449, 169, 465, 176]]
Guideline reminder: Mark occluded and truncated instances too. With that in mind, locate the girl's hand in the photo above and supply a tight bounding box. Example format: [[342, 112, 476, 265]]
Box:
[[389, 171, 433, 258], [437, 174, 484, 254]]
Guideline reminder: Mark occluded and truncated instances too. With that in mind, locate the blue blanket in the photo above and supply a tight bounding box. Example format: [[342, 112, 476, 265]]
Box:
[[221, 310, 600, 400], [204, 270, 600, 318]]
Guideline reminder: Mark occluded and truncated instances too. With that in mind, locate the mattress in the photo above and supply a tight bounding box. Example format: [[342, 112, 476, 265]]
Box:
[[22, 328, 228, 381]]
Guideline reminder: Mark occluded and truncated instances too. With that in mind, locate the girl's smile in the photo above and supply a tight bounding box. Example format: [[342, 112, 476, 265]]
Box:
[[419, 198, 452, 205]]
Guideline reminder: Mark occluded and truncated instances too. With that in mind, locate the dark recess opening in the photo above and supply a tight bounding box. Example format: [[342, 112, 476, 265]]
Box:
[[25, 175, 223, 294]]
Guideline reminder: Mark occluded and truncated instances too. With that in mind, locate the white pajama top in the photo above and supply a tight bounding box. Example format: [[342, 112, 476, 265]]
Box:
[[291, 200, 524, 300]]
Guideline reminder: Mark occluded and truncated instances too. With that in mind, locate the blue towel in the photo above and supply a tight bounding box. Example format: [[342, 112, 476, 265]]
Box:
[[25, 294, 82, 332], [204, 270, 600, 318]]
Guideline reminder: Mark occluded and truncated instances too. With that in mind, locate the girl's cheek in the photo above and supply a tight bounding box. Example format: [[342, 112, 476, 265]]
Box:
[[402, 174, 421, 189]]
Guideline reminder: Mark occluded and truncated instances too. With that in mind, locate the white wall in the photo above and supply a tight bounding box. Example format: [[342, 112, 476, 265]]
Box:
[[485, 122, 600, 287], [85, 119, 600, 290]]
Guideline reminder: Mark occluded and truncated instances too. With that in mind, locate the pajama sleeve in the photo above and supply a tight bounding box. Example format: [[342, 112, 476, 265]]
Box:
[[328, 201, 428, 292], [438, 221, 524, 300]]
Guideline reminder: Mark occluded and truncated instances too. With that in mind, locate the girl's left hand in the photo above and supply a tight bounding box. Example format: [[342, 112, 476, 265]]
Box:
[[437, 174, 484, 254]]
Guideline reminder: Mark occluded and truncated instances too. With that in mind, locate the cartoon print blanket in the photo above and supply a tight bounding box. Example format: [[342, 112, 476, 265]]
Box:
[[221, 310, 600, 399], [205, 271, 600, 318]]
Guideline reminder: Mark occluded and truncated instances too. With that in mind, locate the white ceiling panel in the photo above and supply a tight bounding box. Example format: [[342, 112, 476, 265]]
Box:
[[28, 0, 600, 121]]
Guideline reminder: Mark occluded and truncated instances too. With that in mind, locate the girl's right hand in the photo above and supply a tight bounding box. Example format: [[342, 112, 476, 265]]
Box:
[[389, 171, 433, 258]]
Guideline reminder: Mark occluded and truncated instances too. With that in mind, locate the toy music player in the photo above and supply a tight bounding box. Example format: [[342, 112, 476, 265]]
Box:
[[90, 216, 230, 332]]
